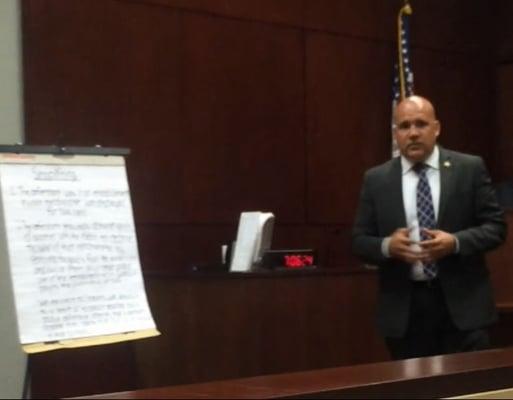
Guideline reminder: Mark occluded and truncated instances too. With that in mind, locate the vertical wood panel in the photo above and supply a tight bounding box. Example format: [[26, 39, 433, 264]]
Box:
[[412, 49, 494, 162], [410, 0, 492, 53], [30, 342, 138, 399], [306, 33, 393, 224], [489, 213, 513, 304], [133, 272, 387, 389], [180, 14, 305, 223], [22, 0, 187, 224], [495, 65, 513, 181], [495, 0, 513, 62]]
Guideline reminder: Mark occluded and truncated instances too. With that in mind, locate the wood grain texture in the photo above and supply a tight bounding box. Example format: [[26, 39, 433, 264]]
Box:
[[133, 271, 386, 389], [75, 347, 513, 399], [495, 65, 513, 181], [132, 0, 304, 26], [305, 33, 392, 224], [21, 1, 512, 399]]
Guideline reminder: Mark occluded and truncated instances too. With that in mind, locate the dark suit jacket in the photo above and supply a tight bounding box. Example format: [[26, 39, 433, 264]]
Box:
[[352, 147, 507, 338]]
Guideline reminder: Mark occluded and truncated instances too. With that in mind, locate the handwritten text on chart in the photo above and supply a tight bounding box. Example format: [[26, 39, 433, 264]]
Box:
[[1, 163, 155, 343]]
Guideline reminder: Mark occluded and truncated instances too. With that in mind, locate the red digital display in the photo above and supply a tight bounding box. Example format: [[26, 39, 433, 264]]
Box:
[[283, 255, 314, 268]]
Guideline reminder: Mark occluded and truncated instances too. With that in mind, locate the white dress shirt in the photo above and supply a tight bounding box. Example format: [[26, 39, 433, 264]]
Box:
[[381, 146, 443, 280]]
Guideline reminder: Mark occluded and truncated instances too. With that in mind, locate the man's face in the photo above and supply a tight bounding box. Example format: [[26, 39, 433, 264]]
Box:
[[393, 99, 440, 163]]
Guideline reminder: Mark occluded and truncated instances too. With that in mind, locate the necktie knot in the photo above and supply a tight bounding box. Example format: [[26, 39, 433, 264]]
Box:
[[413, 163, 428, 174]]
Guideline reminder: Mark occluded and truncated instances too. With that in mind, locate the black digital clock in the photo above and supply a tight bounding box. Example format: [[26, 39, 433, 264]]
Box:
[[261, 249, 316, 270]]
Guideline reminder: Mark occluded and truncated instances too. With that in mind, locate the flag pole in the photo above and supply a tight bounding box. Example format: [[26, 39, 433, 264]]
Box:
[[397, 1, 413, 100]]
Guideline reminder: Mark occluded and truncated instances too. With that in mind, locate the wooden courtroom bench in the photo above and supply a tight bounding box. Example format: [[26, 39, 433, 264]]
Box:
[[74, 346, 513, 399]]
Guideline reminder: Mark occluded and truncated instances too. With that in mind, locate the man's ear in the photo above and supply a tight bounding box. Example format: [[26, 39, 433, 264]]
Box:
[[434, 120, 441, 137]]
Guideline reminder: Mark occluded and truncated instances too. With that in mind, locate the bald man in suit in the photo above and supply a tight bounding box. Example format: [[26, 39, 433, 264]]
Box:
[[352, 96, 507, 359]]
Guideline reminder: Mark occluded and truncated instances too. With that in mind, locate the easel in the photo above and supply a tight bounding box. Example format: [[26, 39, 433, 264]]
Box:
[[0, 145, 159, 397]]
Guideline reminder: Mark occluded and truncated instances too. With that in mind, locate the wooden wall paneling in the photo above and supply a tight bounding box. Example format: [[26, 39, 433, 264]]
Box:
[[495, 0, 513, 62], [412, 48, 494, 163], [258, 276, 310, 374], [176, 278, 266, 382], [136, 224, 237, 272], [271, 225, 324, 252], [323, 226, 361, 269], [488, 212, 513, 349], [301, 271, 387, 368], [409, 0, 492, 54], [24, 0, 185, 147], [133, 272, 387, 390], [134, 276, 268, 387], [303, 0, 399, 41], [134, 0, 304, 27], [488, 213, 513, 305], [303, 0, 491, 53], [495, 64, 513, 181], [180, 14, 305, 224], [30, 341, 138, 399], [134, 277, 198, 387], [63, 348, 513, 400], [306, 33, 393, 224], [22, 0, 187, 224], [20, 0, 504, 397]]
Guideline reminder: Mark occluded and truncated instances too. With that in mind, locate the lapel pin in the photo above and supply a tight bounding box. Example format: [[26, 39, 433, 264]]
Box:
[[443, 161, 451, 168]]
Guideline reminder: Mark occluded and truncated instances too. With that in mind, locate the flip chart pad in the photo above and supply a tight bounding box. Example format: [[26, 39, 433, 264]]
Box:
[[0, 153, 158, 352]]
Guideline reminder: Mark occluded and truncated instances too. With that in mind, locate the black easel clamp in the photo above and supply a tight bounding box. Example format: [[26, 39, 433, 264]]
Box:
[[0, 144, 130, 156]]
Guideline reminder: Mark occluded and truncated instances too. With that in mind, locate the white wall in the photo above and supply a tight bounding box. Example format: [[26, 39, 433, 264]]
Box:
[[0, 0, 24, 143], [0, 0, 27, 398]]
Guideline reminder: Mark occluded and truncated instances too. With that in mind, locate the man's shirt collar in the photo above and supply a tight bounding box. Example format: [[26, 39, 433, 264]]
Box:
[[401, 145, 440, 175]]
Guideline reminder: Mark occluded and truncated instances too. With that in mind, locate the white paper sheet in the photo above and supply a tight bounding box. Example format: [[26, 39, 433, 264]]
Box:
[[0, 161, 156, 344]]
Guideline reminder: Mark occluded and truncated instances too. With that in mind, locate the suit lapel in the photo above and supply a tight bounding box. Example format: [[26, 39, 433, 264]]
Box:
[[438, 148, 453, 227], [390, 157, 407, 228]]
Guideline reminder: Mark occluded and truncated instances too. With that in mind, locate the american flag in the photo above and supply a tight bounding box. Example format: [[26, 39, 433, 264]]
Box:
[[391, 1, 414, 157]]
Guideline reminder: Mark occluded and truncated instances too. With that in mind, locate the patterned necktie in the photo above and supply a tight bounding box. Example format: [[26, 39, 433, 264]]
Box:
[[414, 163, 437, 279]]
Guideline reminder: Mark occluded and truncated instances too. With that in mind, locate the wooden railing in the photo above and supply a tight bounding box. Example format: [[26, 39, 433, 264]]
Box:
[[74, 346, 513, 399]]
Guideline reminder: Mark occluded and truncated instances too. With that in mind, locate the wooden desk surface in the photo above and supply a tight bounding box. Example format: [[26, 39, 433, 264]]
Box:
[[75, 347, 513, 399]]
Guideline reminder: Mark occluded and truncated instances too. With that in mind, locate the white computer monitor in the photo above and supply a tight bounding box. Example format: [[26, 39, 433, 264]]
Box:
[[229, 211, 274, 272]]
